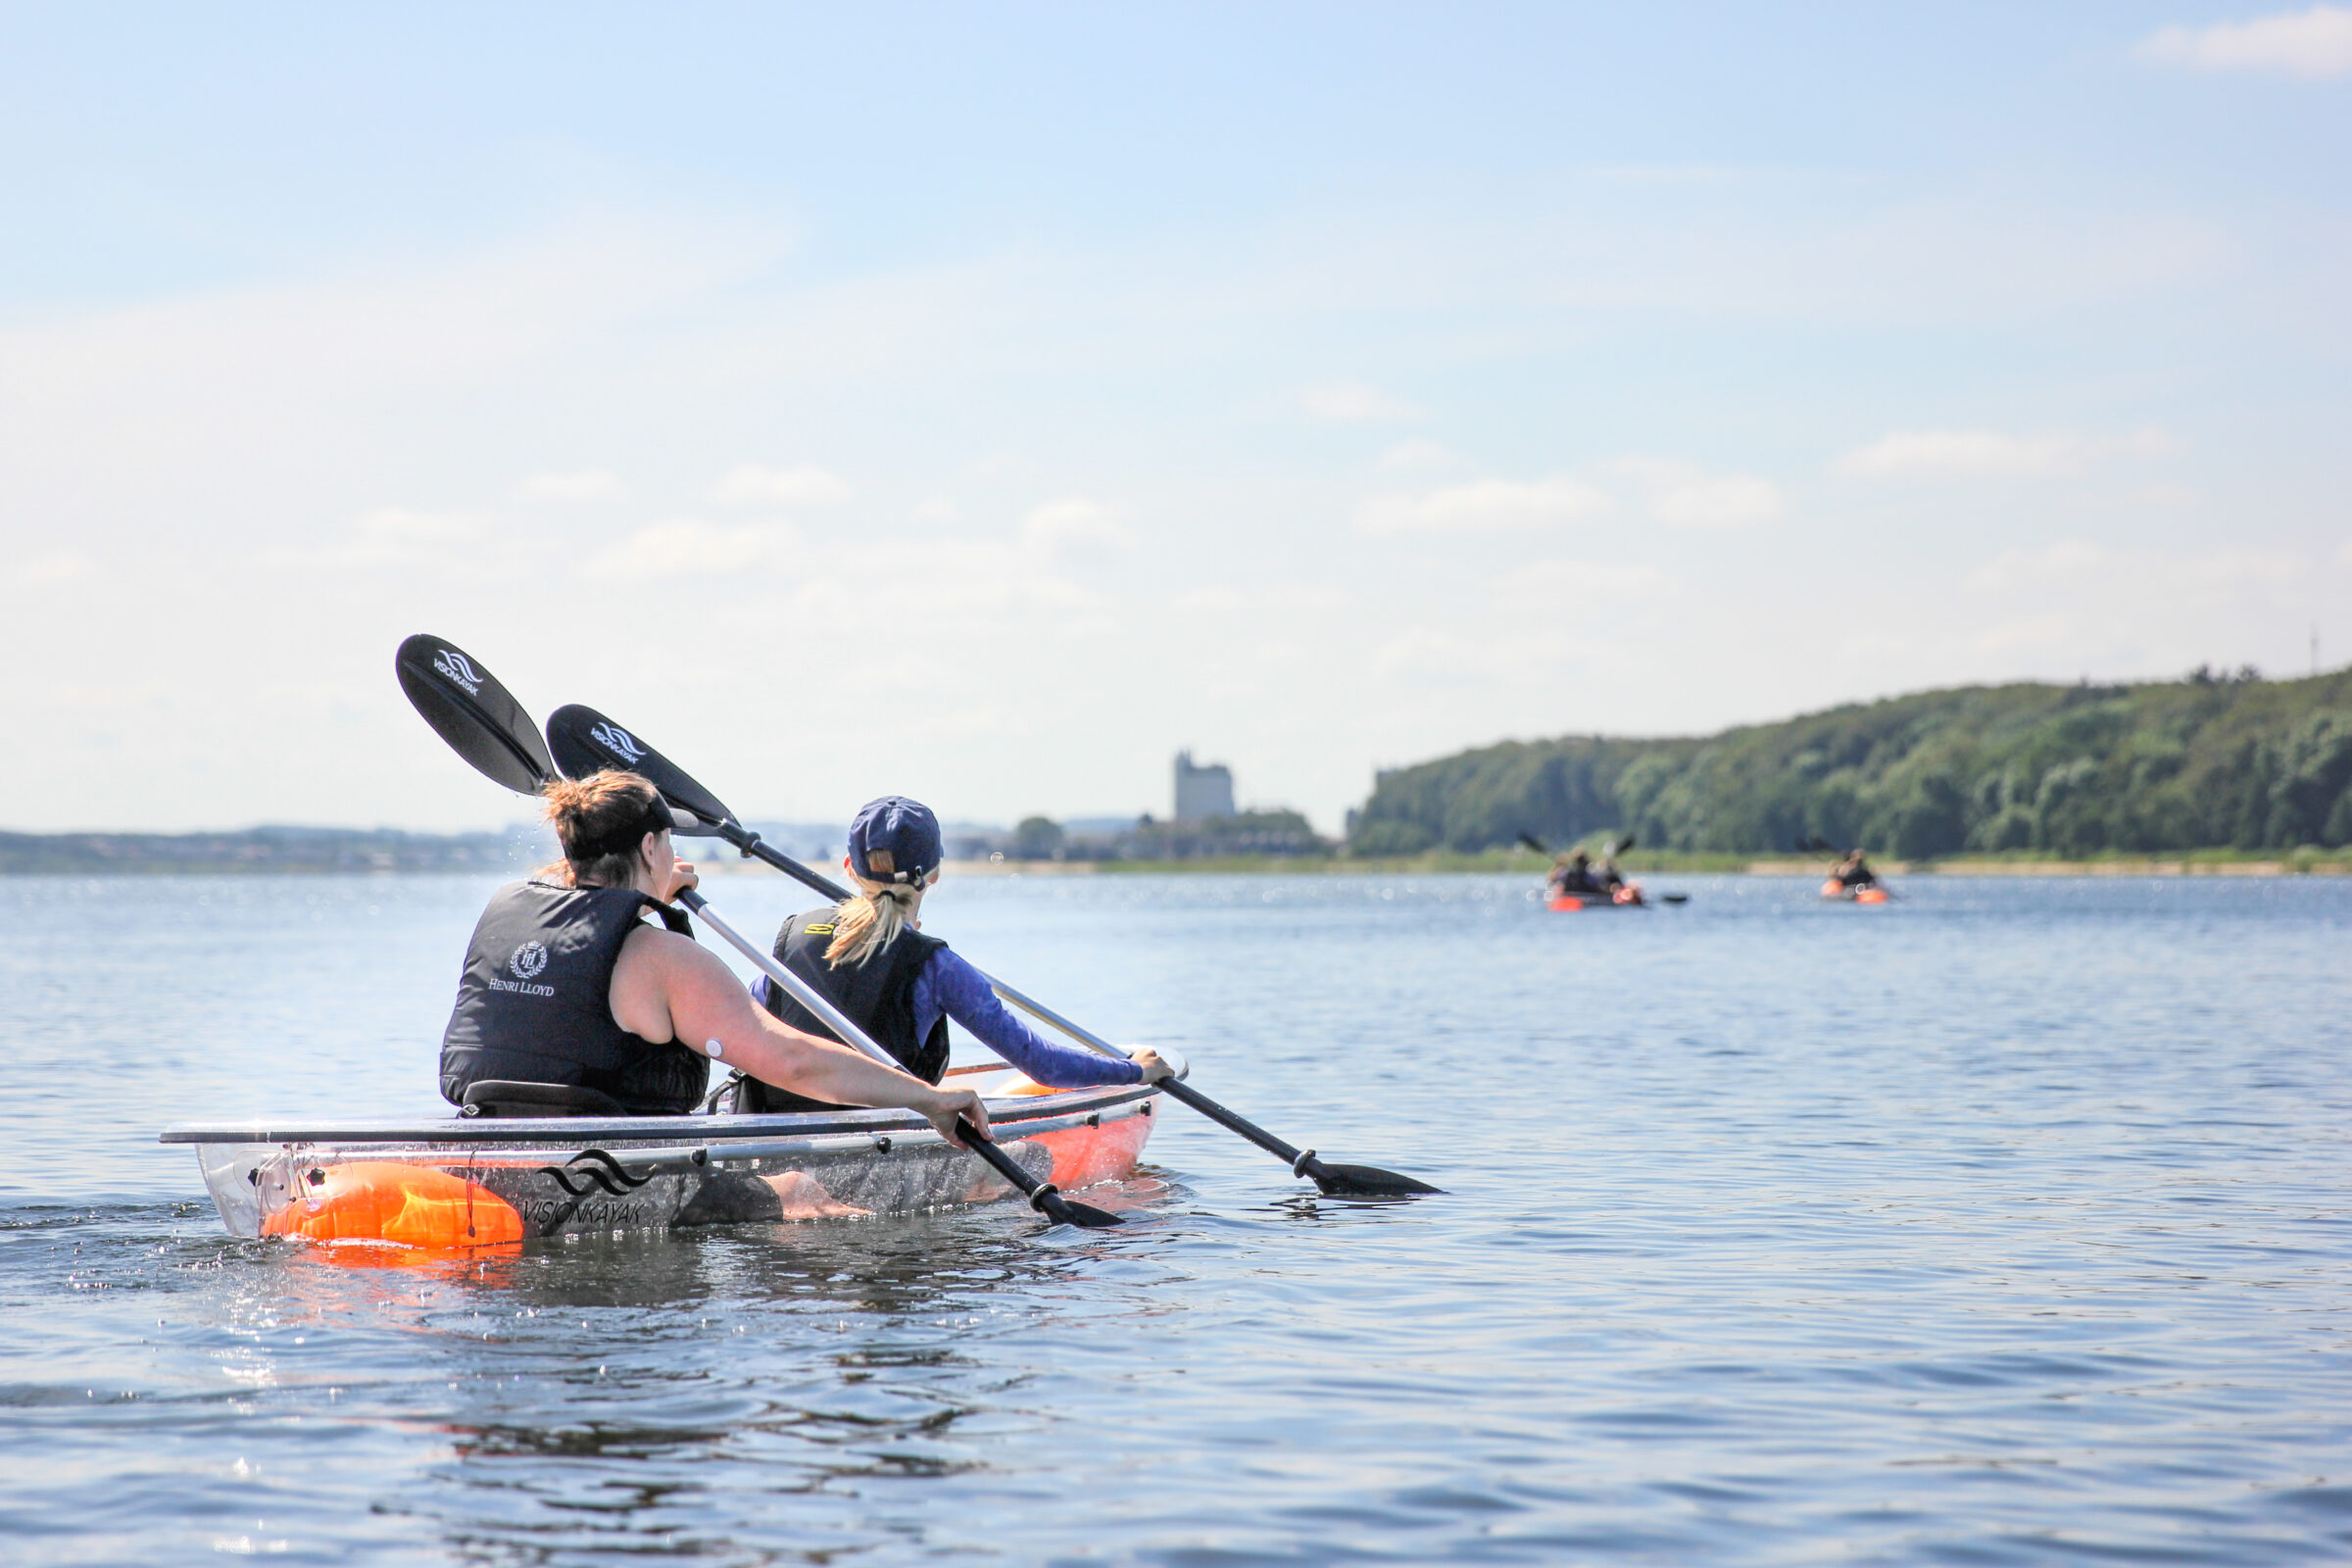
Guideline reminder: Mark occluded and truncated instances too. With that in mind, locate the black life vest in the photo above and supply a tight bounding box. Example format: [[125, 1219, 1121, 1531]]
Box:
[[741, 906, 948, 1113], [439, 879, 709, 1115]]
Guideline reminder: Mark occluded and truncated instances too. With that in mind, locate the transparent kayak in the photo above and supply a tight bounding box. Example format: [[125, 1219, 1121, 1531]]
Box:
[[159, 1073, 1159, 1251]]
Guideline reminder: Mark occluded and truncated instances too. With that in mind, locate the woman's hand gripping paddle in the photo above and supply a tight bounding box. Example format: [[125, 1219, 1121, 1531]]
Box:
[[543, 703, 1443, 1200], [393, 637, 1115, 1230]]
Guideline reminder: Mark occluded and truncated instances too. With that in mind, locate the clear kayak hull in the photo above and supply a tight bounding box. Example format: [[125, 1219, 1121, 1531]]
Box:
[[161, 1078, 1159, 1250]]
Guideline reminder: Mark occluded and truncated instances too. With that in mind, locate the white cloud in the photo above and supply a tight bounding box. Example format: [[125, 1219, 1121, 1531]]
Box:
[[1967, 539, 2107, 590], [1834, 429, 2088, 480], [1503, 559, 1671, 602], [355, 507, 479, 543], [1020, 497, 1132, 556], [709, 464, 851, 507], [1356, 476, 1613, 534], [1302, 381, 1419, 422], [2139, 5, 2352, 78], [1975, 614, 2072, 652], [1369, 624, 1605, 684], [1172, 583, 1348, 614], [517, 469, 627, 503], [1969, 538, 2301, 594], [1374, 439, 1463, 474], [581, 518, 793, 579], [5, 550, 94, 587], [255, 507, 494, 573], [1609, 457, 1785, 529]]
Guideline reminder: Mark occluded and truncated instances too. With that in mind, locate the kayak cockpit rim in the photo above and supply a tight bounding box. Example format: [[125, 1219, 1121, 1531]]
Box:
[[157, 1080, 1158, 1147]]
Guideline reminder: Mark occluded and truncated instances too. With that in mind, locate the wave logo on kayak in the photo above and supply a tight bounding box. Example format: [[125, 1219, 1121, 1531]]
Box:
[[588, 721, 646, 763], [432, 648, 484, 696], [538, 1149, 654, 1198]]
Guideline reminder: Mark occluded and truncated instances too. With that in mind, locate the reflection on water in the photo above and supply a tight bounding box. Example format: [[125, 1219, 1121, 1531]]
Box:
[[1, 873, 2349, 1563]]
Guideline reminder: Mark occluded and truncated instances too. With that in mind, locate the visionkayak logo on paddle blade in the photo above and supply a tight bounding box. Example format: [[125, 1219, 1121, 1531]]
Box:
[[588, 721, 646, 763], [432, 648, 484, 695]]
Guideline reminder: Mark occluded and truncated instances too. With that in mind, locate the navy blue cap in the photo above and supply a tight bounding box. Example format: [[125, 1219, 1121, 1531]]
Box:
[[847, 796, 943, 884]]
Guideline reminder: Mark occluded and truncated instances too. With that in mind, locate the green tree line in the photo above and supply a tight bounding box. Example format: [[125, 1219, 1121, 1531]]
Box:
[[1348, 667, 2352, 859]]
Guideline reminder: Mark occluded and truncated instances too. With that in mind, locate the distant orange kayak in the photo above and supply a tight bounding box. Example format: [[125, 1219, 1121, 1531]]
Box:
[[1548, 886, 1645, 911]]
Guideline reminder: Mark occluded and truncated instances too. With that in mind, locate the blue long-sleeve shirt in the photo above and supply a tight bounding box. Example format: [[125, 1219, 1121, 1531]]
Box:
[[754, 944, 1141, 1087]]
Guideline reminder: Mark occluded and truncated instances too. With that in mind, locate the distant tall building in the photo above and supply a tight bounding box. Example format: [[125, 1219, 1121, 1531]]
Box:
[[1173, 751, 1236, 823]]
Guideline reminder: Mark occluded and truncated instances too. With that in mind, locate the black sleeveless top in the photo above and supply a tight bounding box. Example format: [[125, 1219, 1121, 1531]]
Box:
[[741, 906, 949, 1113], [439, 879, 709, 1114]]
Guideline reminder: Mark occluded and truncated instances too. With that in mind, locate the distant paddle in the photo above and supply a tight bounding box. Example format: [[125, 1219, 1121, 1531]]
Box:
[[394, 636, 1117, 1230], [544, 702, 1442, 1200]]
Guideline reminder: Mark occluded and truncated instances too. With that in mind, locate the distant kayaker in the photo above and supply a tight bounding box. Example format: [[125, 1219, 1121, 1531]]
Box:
[[734, 795, 1173, 1113], [1833, 848, 1879, 889], [440, 771, 989, 1144], [1548, 850, 1603, 898]]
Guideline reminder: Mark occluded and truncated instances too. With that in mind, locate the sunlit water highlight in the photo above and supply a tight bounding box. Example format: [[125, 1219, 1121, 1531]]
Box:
[[1, 872, 2347, 1564]]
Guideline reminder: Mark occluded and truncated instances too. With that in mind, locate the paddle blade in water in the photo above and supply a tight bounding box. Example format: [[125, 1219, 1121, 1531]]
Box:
[[1306, 1159, 1444, 1198], [395, 635, 553, 794], [1035, 1189, 1125, 1229], [546, 705, 738, 827]]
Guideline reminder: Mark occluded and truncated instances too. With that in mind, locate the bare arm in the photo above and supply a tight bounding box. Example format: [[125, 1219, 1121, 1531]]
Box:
[[609, 925, 989, 1145]]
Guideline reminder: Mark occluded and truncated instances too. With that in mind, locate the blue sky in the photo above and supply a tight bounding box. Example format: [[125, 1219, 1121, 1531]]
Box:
[[2, 4, 2347, 832]]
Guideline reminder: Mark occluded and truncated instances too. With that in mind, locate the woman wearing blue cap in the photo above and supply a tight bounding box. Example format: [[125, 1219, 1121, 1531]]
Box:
[[731, 795, 1173, 1113]]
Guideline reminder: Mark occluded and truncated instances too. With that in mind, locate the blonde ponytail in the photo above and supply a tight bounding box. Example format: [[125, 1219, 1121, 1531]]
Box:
[[823, 879, 922, 967]]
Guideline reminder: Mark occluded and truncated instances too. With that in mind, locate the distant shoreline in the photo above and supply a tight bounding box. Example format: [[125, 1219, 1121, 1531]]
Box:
[[6, 833, 2345, 878], [941, 852, 2352, 878]]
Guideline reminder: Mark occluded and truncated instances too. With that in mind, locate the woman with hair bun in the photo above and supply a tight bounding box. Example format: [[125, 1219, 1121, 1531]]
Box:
[[733, 796, 1172, 1113], [439, 771, 988, 1145]]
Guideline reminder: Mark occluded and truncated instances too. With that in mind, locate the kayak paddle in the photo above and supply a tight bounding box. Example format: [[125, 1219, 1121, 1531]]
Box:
[[543, 702, 1443, 1200], [394, 635, 1117, 1229]]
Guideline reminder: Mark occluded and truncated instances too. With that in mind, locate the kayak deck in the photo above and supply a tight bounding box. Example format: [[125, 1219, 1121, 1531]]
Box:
[[161, 1074, 1159, 1250]]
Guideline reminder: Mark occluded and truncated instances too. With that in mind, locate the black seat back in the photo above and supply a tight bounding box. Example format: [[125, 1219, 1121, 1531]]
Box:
[[460, 1080, 628, 1118]]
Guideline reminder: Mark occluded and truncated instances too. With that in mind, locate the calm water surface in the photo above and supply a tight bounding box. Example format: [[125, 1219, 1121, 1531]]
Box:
[[1, 871, 2347, 1564]]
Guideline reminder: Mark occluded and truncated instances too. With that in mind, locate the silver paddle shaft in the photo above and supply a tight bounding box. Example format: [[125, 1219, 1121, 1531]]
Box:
[[674, 891, 901, 1070], [983, 975, 1131, 1062]]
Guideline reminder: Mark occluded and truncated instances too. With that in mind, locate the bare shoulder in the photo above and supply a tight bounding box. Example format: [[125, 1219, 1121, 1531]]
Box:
[[618, 923, 708, 972], [619, 924, 747, 997]]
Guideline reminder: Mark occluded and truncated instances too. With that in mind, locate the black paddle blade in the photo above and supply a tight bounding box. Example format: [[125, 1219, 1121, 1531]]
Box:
[[1034, 1188, 1125, 1229], [1302, 1156, 1444, 1198], [545, 705, 737, 826], [395, 634, 553, 795], [1516, 833, 1550, 855], [1661, 893, 1690, 905], [1617, 833, 1637, 854]]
